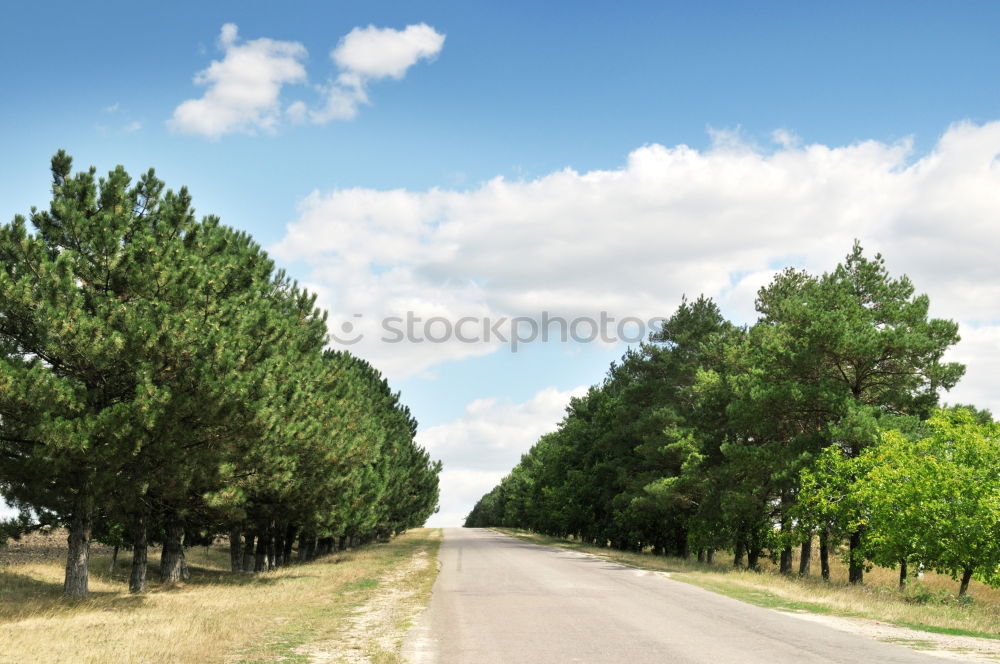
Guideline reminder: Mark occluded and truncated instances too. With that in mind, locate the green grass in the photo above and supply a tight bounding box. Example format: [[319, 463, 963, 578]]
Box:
[[684, 576, 843, 615], [896, 622, 1000, 641]]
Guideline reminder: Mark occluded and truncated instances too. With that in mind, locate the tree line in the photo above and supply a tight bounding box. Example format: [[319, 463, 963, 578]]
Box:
[[0, 153, 441, 599], [466, 244, 1000, 596]]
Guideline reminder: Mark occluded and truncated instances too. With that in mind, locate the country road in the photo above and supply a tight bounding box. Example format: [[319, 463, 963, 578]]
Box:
[[402, 528, 944, 664]]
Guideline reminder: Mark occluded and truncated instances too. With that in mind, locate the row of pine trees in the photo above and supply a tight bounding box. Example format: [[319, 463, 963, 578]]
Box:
[[466, 245, 1000, 596], [0, 153, 440, 599]]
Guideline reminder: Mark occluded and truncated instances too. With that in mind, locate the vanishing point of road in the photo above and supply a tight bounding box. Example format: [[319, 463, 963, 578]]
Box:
[[402, 528, 943, 664]]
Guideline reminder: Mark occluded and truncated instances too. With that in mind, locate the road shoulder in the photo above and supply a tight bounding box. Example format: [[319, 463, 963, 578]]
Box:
[[492, 528, 1000, 663]]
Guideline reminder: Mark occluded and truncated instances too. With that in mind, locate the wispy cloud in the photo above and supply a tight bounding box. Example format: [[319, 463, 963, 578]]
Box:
[[97, 103, 143, 135], [171, 22, 445, 138], [306, 23, 445, 123]]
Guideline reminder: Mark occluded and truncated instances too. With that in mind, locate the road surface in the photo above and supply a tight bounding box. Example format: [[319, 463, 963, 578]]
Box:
[[402, 528, 944, 664]]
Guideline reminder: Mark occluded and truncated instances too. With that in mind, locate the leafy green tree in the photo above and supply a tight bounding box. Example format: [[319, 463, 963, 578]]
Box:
[[797, 445, 875, 580], [753, 242, 963, 583], [864, 408, 1000, 596], [468, 243, 967, 592]]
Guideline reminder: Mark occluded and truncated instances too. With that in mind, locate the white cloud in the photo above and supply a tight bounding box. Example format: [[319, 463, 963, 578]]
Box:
[[171, 22, 444, 137], [171, 24, 307, 138], [419, 386, 586, 526], [771, 128, 800, 148], [332, 23, 445, 79], [219, 22, 238, 48], [311, 23, 445, 123], [424, 469, 505, 528], [309, 76, 368, 123], [418, 386, 587, 471], [273, 121, 1000, 415], [944, 325, 1000, 417]]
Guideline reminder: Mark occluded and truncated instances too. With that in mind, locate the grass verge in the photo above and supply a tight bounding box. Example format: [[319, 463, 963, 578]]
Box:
[[492, 527, 1000, 640], [0, 528, 442, 664]]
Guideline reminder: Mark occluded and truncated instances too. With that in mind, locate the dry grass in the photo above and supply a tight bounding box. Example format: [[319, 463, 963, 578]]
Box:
[[494, 528, 1000, 639], [295, 541, 439, 664], [0, 528, 442, 664]]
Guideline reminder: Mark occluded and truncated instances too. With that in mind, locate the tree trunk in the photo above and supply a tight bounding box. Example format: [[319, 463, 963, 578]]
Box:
[[129, 515, 148, 594], [109, 545, 119, 576], [229, 528, 242, 572], [733, 541, 745, 568], [747, 546, 761, 571], [819, 527, 831, 581], [799, 537, 812, 576], [160, 511, 186, 583], [283, 525, 296, 564], [899, 558, 908, 590], [254, 527, 267, 572], [848, 527, 864, 585], [778, 500, 792, 575], [297, 532, 311, 562], [779, 544, 793, 575], [63, 491, 93, 600], [338, 535, 347, 551], [697, 548, 706, 563], [959, 567, 974, 597], [242, 533, 256, 572], [267, 529, 278, 568], [706, 548, 715, 564]]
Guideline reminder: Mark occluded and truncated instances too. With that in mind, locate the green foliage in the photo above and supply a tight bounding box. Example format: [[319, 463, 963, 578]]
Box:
[[0, 152, 440, 598], [900, 581, 976, 607], [467, 244, 994, 598], [864, 408, 1000, 591]]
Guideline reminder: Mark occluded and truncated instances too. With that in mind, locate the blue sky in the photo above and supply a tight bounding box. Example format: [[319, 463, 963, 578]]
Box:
[[3, 1, 1000, 524]]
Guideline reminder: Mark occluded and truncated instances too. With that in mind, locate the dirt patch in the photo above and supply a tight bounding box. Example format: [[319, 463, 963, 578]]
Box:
[[1, 529, 118, 566], [781, 611, 1000, 662], [295, 547, 433, 663]]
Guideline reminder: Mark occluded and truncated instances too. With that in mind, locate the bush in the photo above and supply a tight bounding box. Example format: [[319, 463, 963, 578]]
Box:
[[901, 581, 975, 607]]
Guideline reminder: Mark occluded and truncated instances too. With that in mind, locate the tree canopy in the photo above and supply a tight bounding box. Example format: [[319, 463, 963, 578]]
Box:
[[0, 152, 440, 598], [466, 244, 994, 597]]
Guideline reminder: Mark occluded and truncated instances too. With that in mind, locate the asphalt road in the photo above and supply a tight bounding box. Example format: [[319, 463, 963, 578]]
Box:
[[402, 528, 944, 664]]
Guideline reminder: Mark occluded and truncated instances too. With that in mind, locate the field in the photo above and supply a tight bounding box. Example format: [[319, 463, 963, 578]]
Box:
[[0, 528, 441, 664], [493, 528, 1000, 640]]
